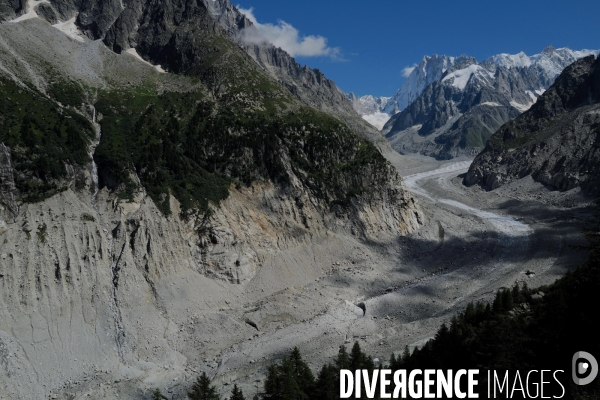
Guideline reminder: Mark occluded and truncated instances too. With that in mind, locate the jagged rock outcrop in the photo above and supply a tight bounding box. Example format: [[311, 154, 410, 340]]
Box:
[[238, 29, 386, 145], [464, 55, 600, 193], [384, 54, 476, 115], [381, 47, 598, 159], [383, 60, 521, 159], [347, 94, 391, 116], [0, 0, 25, 21]]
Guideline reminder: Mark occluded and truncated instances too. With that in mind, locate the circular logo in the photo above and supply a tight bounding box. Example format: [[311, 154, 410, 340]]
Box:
[[572, 352, 598, 386]]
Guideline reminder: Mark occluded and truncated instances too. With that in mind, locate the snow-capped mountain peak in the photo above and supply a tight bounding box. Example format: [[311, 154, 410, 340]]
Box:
[[487, 51, 533, 69], [382, 54, 475, 115], [486, 46, 600, 86]]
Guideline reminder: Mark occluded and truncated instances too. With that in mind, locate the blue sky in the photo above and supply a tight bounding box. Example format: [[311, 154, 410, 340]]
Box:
[[236, 0, 600, 97]]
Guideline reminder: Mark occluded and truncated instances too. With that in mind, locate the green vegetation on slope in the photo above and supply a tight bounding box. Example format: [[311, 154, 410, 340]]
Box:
[[0, 76, 94, 202], [94, 85, 389, 215], [0, 69, 389, 218]]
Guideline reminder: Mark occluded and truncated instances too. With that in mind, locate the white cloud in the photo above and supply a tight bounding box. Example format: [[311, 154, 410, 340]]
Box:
[[237, 6, 342, 60], [238, 6, 258, 24], [402, 64, 417, 78]]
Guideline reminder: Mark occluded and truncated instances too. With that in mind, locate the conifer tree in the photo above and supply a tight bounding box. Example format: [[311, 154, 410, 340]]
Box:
[[464, 302, 475, 322], [402, 345, 411, 366], [262, 357, 306, 400], [289, 347, 315, 394], [475, 301, 486, 318], [512, 283, 522, 304], [188, 372, 220, 400], [335, 345, 350, 370], [263, 364, 281, 400], [520, 282, 529, 300], [313, 364, 338, 400], [502, 288, 514, 310], [484, 303, 492, 315], [350, 341, 365, 370], [389, 352, 397, 370], [229, 384, 246, 400], [492, 290, 503, 313]]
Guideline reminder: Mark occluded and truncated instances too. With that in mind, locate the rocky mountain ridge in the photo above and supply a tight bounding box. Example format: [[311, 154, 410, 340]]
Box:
[[386, 46, 599, 115], [386, 54, 476, 115], [354, 48, 598, 137], [381, 46, 599, 159], [0, 0, 385, 148], [464, 54, 600, 193]]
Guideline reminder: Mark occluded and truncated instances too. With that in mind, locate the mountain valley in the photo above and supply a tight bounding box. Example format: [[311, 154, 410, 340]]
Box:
[[0, 1, 598, 399]]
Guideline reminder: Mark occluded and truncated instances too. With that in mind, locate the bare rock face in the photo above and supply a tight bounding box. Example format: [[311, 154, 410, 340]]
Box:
[[34, 3, 59, 23], [0, 142, 421, 399], [0, 0, 25, 21], [179, 165, 421, 285], [383, 59, 524, 160], [464, 55, 600, 194]]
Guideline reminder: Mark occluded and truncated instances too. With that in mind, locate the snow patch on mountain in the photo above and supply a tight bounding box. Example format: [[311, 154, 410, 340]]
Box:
[[510, 100, 534, 113], [353, 46, 598, 134], [479, 102, 502, 107], [487, 51, 533, 69], [362, 112, 392, 130], [347, 93, 392, 130], [125, 49, 166, 73], [52, 17, 86, 42], [489, 46, 599, 84], [442, 64, 493, 90]]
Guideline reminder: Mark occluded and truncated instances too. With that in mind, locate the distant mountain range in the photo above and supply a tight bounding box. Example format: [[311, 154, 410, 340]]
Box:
[[465, 54, 600, 194], [351, 46, 599, 159]]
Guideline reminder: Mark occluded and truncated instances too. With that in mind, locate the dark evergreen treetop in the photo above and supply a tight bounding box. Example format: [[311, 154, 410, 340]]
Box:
[[229, 384, 245, 400], [188, 372, 220, 400]]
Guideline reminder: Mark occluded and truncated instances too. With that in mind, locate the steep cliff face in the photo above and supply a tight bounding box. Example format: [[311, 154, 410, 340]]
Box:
[[464, 55, 600, 193], [243, 43, 359, 123], [0, 16, 421, 398], [383, 71, 511, 159]]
